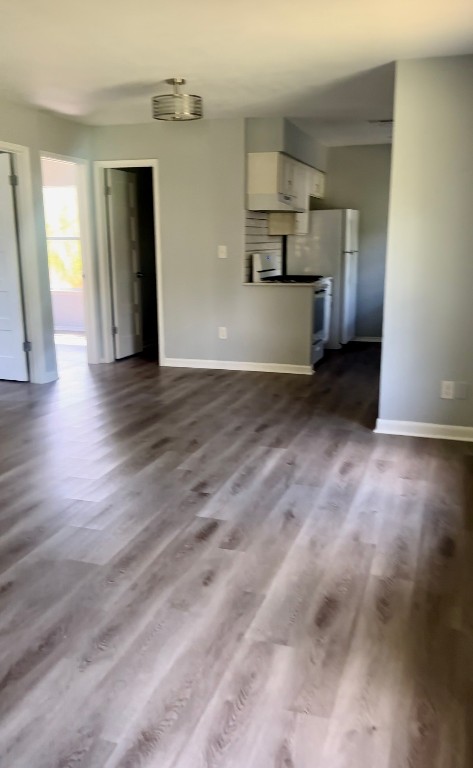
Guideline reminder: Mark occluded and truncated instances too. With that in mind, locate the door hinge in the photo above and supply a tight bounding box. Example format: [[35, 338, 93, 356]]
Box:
[[105, 185, 112, 196], [112, 326, 118, 335], [23, 340, 32, 352], [9, 174, 18, 187]]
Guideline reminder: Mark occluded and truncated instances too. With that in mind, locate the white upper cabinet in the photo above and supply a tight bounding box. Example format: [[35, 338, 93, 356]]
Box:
[[309, 167, 325, 198], [279, 153, 295, 199], [247, 152, 325, 212], [247, 152, 302, 212], [293, 161, 309, 210]]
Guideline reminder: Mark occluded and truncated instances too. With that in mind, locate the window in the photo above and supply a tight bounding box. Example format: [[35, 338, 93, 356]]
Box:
[[43, 186, 82, 291]]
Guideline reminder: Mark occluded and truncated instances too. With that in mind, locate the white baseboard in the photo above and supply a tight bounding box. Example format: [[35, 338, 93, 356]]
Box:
[[375, 419, 473, 443], [354, 336, 383, 343], [31, 369, 58, 384], [162, 358, 313, 376]]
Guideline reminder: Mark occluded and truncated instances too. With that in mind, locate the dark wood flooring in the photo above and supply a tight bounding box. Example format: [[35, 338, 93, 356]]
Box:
[[0, 343, 472, 767]]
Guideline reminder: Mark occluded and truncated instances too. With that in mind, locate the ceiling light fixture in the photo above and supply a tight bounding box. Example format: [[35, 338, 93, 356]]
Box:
[[152, 77, 203, 121]]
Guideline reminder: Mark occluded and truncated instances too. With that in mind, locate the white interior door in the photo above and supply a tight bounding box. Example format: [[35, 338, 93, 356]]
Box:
[[106, 169, 143, 360], [341, 250, 358, 344], [0, 153, 28, 381]]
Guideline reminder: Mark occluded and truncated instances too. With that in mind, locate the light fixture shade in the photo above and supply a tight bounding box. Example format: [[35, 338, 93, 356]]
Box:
[[152, 78, 203, 121]]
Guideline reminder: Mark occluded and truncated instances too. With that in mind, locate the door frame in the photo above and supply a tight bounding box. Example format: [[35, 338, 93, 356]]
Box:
[[40, 151, 100, 365], [94, 159, 164, 364]]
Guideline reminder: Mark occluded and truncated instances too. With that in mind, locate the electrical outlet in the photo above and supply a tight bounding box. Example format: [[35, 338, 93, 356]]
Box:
[[218, 245, 227, 259], [441, 380, 455, 399], [218, 326, 227, 339]]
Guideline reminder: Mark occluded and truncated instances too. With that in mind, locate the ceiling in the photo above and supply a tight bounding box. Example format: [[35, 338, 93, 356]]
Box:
[[1, 0, 473, 142]]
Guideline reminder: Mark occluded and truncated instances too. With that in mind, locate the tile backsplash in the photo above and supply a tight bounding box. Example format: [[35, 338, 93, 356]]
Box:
[[244, 211, 282, 282]]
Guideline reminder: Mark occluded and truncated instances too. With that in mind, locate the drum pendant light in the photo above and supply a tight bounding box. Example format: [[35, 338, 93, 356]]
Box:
[[152, 78, 203, 121]]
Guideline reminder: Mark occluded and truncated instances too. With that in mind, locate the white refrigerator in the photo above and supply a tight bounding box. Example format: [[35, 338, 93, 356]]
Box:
[[287, 209, 359, 349]]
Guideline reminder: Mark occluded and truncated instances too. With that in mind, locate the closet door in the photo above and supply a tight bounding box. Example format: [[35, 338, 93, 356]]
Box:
[[0, 152, 28, 381]]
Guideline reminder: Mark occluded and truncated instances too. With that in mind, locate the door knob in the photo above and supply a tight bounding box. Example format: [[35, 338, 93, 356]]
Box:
[[135, 271, 144, 278]]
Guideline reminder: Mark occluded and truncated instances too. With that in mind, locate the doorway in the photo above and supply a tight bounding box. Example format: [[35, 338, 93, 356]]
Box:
[[41, 156, 89, 374], [128, 168, 159, 361], [96, 161, 161, 364]]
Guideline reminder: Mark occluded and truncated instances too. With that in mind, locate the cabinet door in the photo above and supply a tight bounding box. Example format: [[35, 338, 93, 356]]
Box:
[[268, 212, 296, 235], [247, 153, 279, 195], [268, 210, 309, 235], [279, 154, 295, 198], [294, 162, 309, 211], [294, 210, 309, 235], [309, 168, 325, 198]]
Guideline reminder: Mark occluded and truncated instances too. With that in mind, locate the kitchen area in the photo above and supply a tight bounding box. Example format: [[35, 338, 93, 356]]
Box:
[[244, 141, 360, 368]]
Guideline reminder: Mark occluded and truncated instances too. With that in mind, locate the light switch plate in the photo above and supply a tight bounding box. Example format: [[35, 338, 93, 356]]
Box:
[[441, 381, 455, 399], [218, 245, 227, 259]]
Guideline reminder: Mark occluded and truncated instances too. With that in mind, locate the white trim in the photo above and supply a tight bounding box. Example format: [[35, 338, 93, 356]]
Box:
[[162, 358, 313, 375], [354, 336, 382, 342], [94, 159, 164, 364], [40, 152, 100, 365], [375, 419, 473, 443]]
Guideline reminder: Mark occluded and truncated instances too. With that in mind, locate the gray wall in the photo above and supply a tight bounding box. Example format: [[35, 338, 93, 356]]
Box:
[[245, 118, 285, 153], [283, 120, 327, 171], [51, 291, 85, 332], [246, 118, 327, 171], [379, 55, 473, 427], [91, 119, 313, 367], [323, 144, 392, 338], [0, 96, 90, 382]]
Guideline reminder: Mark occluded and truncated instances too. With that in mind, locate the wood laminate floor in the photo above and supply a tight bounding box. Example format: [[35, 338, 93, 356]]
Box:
[[0, 344, 472, 768]]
